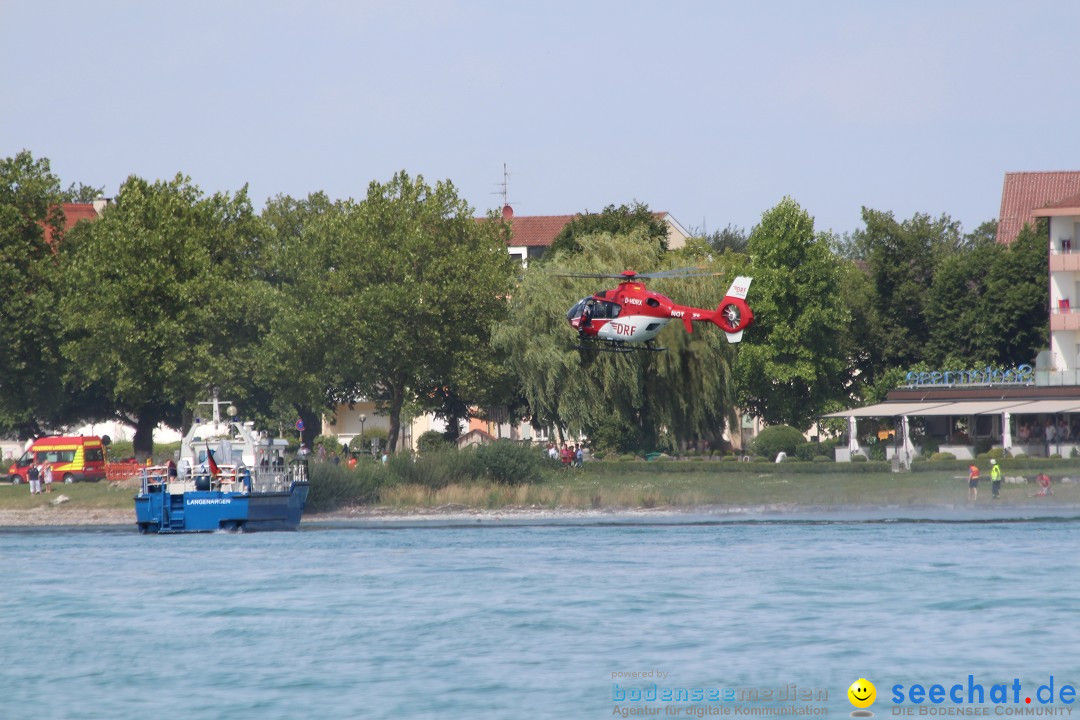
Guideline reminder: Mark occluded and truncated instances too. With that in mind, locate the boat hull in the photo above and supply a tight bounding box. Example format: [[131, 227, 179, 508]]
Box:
[[134, 482, 310, 533]]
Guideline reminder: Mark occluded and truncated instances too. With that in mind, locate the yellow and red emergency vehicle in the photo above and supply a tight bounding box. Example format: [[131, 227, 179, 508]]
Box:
[[7, 435, 107, 484]]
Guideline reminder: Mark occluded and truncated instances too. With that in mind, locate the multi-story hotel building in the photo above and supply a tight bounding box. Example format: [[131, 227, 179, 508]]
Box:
[[830, 172, 1080, 463]]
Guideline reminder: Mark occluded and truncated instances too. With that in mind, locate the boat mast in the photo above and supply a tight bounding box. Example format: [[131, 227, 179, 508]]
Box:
[[197, 392, 233, 425]]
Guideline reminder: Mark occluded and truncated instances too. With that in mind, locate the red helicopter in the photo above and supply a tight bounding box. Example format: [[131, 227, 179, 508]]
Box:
[[562, 267, 753, 352]]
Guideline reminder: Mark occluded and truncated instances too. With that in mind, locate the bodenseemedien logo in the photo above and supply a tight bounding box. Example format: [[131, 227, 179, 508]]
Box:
[[848, 678, 876, 717]]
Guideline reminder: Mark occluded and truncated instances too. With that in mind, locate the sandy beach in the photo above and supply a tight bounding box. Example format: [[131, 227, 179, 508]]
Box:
[[0, 507, 135, 527], [0, 505, 689, 528], [5, 501, 1080, 528]]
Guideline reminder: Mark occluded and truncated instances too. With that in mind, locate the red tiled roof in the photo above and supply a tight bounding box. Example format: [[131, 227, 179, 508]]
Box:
[[43, 203, 100, 245], [505, 213, 580, 247], [1039, 190, 1080, 211], [997, 172, 1080, 244], [62, 203, 99, 225], [488, 207, 673, 248]]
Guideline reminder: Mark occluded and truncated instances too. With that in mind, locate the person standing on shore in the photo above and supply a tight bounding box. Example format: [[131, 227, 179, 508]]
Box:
[[43, 463, 53, 493], [990, 458, 1002, 499], [968, 463, 980, 501], [27, 463, 40, 495]]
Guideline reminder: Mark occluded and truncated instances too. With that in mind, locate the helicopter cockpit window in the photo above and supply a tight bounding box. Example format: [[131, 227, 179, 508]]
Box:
[[567, 299, 588, 321], [590, 301, 621, 319]]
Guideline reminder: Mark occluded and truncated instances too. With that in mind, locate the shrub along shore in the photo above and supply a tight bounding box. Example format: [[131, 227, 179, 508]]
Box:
[[6, 447, 1080, 527]]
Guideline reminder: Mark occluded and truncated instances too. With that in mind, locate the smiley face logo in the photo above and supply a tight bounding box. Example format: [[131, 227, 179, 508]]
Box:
[[848, 678, 876, 709]]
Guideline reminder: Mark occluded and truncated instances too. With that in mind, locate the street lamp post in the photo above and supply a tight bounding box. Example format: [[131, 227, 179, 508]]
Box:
[[359, 414, 366, 454]]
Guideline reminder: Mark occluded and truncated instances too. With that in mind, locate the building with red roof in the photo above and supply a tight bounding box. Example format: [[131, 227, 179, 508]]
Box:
[[823, 171, 1080, 463], [42, 201, 107, 246], [1031, 183, 1080, 375], [996, 171, 1080, 244], [496, 205, 691, 266]]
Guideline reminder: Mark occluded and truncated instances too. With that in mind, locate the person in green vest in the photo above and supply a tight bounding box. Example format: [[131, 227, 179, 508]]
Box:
[[990, 458, 1002, 499]]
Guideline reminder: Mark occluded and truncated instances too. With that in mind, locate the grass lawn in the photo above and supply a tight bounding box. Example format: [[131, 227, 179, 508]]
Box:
[[5, 462, 1080, 515], [0, 481, 135, 511], [376, 464, 1080, 510]]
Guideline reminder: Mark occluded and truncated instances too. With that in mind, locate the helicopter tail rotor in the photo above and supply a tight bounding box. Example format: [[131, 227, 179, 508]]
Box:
[[711, 276, 754, 343]]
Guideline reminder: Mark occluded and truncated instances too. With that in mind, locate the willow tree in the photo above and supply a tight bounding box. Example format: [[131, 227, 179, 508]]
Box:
[[491, 231, 743, 452]]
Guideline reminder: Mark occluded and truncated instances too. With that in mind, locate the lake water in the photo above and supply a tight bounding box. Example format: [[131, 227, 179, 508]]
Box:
[[3, 513, 1080, 719]]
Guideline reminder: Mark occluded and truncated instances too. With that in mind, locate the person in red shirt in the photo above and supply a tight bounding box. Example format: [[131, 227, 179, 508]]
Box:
[[1036, 473, 1053, 497]]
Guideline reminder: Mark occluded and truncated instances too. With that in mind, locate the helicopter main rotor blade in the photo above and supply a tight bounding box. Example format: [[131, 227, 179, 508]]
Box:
[[634, 266, 723, 280], [553, 266, 724, 281], [552, 272, 635, 280]]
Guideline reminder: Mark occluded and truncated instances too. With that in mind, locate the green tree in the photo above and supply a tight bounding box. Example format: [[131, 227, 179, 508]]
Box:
[[923, 219, 1045, 368], [269, 172, 516, 453], [966, 219, 999, 248], [251, 191, 350, 445], [833, 255, 884, 401], [986, 221, 1048, 365], [60, 182, 105, 203], [0, 151, 68, 436], [734, 198, 850, 430], [828, 230, 862, 261], [854, 209, 963, 370], [704, 223, 749, 254], [924, 242, 999, 366], [59, 174, 264, 458], [352, 172, 515, 450], [547, 201, 670, 257]]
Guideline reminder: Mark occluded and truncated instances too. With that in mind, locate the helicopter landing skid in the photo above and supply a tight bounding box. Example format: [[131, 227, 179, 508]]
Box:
[[575, 341, 666, 353]]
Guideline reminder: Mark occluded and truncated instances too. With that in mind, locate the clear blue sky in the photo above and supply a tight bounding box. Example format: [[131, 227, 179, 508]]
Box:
[[3, 0, 1077, 236]]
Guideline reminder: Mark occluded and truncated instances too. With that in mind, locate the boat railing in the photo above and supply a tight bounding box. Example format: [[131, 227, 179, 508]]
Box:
[[139, 460, 309, 495], [138, 465, 171, 495]]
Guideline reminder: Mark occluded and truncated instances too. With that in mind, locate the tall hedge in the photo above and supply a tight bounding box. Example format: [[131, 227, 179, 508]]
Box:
[[751, 425, 806, 461]]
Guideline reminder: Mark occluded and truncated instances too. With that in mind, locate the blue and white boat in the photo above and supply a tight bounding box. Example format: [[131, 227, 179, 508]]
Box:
[[134, 398, 309, 533]]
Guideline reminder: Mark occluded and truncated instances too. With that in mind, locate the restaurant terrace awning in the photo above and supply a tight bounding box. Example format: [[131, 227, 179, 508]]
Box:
[[1006, 399, 1080, 415], [823, 398, 1080, 419], [911, 400, 1033, 416], [821, 402, 952, 418]]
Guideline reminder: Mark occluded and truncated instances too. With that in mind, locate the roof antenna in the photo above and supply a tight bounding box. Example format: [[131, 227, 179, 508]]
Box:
[[492, 163, 513, 220]]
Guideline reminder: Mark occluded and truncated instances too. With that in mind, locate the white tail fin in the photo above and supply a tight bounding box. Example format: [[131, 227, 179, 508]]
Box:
[[725, 276, 751, 300], [718, 276, 752, 343]]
